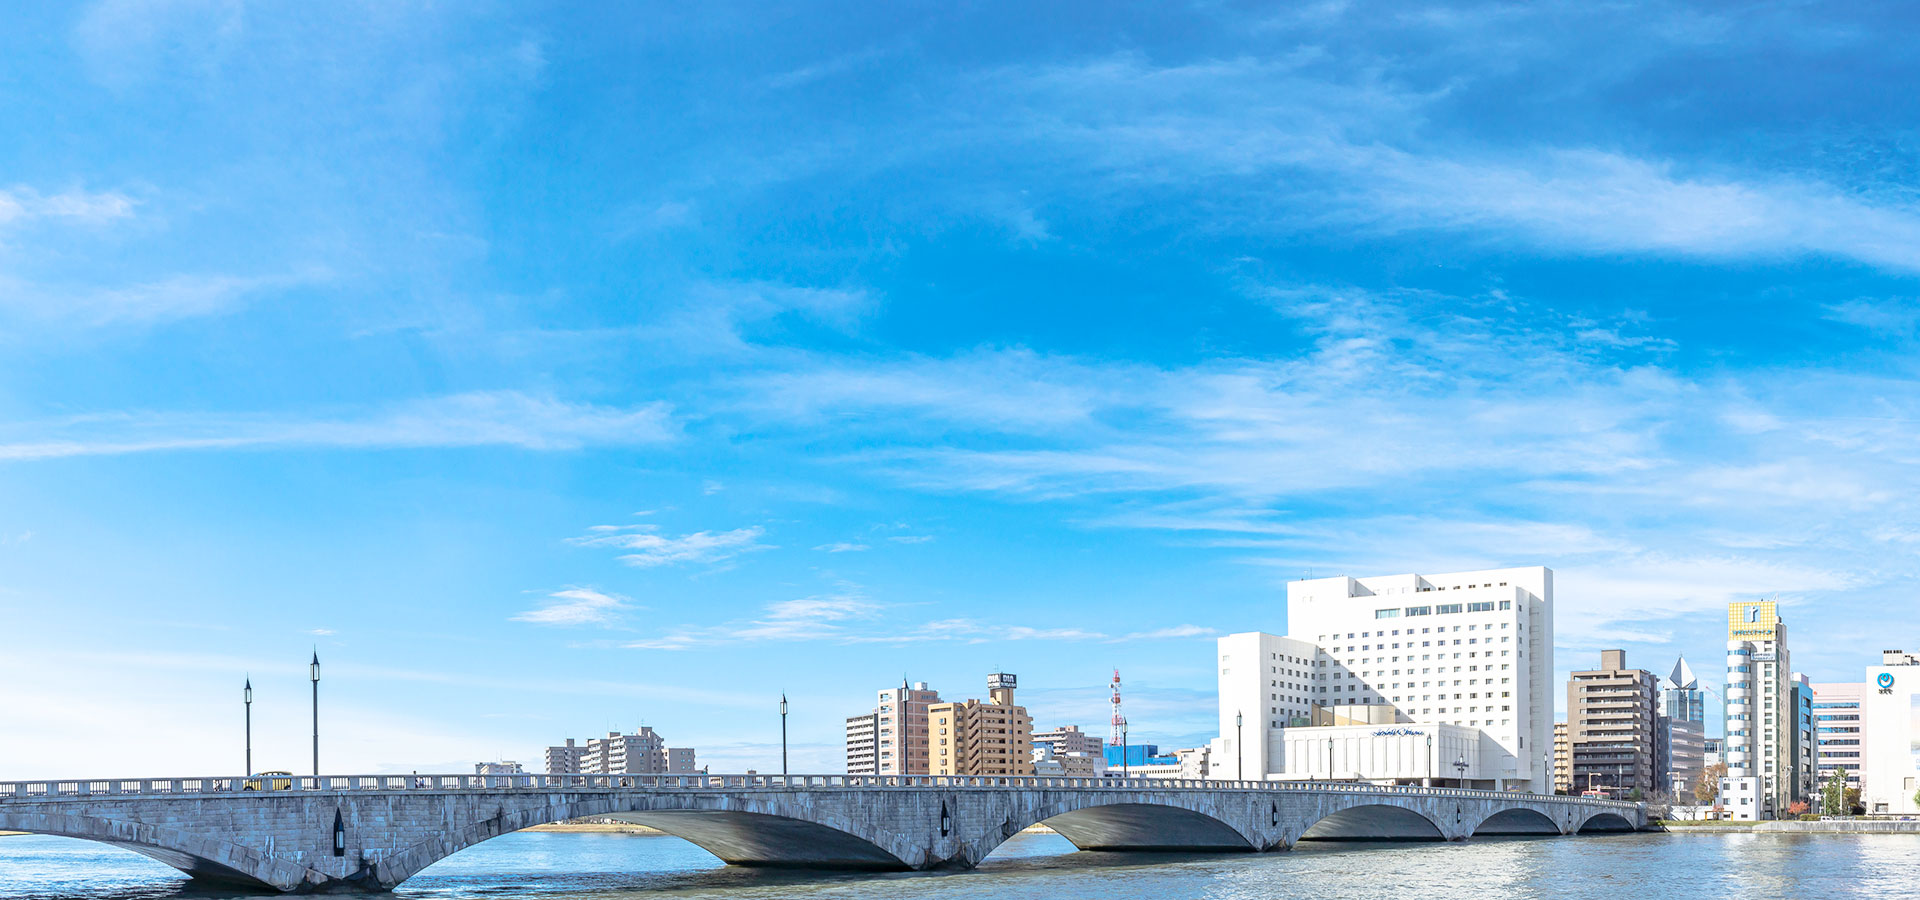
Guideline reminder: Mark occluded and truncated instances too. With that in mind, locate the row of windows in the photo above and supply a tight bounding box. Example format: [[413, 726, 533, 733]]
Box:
[[1375, 599, 1513, 619], [1328, 623, 1517, 641]]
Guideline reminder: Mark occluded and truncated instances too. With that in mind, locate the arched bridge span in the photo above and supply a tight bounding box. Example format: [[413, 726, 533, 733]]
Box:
[[0, 773, 1647, 891]]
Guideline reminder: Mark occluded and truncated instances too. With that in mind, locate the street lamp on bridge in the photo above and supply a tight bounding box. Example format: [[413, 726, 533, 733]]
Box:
[[244, 677, 253, 776], [1235, 710, 1243, 781], [310, 651, 321, 778], [779, 694, 789, 777]]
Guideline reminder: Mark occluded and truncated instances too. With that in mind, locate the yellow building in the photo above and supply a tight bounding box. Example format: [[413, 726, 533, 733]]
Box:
[[930, 673, 1034, 776]]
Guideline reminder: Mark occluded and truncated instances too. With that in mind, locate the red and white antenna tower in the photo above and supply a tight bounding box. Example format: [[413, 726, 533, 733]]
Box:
[[1109, 668, 1126, 747]]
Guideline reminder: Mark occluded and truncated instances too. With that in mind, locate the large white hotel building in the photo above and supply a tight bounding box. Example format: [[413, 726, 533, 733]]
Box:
[[1212, 566, 1554, 793]]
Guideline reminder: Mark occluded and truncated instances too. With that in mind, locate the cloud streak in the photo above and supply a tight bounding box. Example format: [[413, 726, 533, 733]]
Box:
[[512, 588, 636, 627], [570, 524, 770, 569], [0, 391, 676, 462]]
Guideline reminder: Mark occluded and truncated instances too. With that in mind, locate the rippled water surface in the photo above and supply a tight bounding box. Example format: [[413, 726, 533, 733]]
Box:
[[2, 831, 1915, 899]]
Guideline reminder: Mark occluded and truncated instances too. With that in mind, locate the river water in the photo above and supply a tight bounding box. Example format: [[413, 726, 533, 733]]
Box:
[[1, 830, 1913, 899]]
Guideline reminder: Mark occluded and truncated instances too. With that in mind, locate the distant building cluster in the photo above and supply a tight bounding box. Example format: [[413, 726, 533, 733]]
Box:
[[817, 563, 1919, 822], [843, 676, 1225, 781], [545, 727, 698, 776]]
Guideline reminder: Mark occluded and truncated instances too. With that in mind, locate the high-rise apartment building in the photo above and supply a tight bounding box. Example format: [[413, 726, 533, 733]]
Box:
[[1214, 567, 1553, 792], [1552, 722, 1571, 794], [544, 738, 585, 775], [844, 680, 941, 775], [1567, 650, 1658, 798], [1033, 724, 1107, 777], [545, 728, 696, 776], [1811, 681, 1863, 795], [1723, 600, 1794, 819], [844, 713, 878, 775], [1658, 656, 1708, 797], [930, 673, 1034, 776]]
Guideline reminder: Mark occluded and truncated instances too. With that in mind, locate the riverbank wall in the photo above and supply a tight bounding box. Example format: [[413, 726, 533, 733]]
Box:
[[1660, 821, 1920, 834]]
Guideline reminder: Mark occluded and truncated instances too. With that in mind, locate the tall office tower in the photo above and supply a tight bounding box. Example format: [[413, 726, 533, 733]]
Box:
[[1659, 657, 1708, 796], [930, 673, 1035, 776], [1567, 650, 1658, 798], [844, 680, 942, 776], [1790, 675, 1817, 809], [1810, 681, 1863, 796], [1724, 600, 1792, 819], [1215, 567, 1553, 791]]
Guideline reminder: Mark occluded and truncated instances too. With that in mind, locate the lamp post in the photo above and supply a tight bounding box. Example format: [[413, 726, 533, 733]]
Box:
[[1121, 720, 1130, 779], [1425, 733, 1432, 787], [779, 694, 789, 777], [1453, 755, 1468, 786], [310, 651, 321, 779], [1326, 738, 1334, 781], [244, 678, 253, 776], [1235, 710, 1244, 781]]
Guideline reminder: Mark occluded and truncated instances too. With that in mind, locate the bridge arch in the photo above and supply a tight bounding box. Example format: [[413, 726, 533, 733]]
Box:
[[0, 809, 310, 891], [1574, 810, 1636, 834], [1471, 807, 1563, 836], [1299, 803, 1446, 841], [1010, 795, 1258, 857], [376, 793, 919, 888]]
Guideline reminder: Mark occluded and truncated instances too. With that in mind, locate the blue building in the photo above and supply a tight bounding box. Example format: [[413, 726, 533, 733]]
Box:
[[1104, 744, 1176, 768]]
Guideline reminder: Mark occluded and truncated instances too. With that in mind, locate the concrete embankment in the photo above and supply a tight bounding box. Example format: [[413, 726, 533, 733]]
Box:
[[1660, 821, 1920, 834], [1756, 820, 1920, 833], [520, 823, 665, 834]]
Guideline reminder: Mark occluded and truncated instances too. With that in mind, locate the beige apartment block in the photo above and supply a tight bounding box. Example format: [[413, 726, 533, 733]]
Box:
[[931, 673, 1035, 777], [1552, 722, 1571, 794], [544, 727, 698, 776], [1567, 650, 1658, 798], [846, 680, 942, 775]]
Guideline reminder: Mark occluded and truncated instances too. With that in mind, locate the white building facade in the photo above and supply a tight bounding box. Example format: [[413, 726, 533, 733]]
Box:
[[1811, 681, 1863, 795], [1860, 651, 1920, 815], [1213, 566, 1554, 793]]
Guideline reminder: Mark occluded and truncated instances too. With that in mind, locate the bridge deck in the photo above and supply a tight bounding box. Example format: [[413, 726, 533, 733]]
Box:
[[0, 772, 1642, 813]]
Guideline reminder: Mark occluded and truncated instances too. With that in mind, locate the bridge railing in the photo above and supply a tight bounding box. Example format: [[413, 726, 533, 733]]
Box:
[[0, 773, 1640, 810]]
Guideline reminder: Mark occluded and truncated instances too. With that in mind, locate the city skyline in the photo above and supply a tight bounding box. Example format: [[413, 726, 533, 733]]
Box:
[[6, 1, 1920, 779]]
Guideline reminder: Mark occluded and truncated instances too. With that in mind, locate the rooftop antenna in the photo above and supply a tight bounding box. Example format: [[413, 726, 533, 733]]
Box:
[[1109, 668, 1126, 748]]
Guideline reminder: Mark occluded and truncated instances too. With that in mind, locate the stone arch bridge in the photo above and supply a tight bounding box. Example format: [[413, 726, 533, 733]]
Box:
[[0, 773, 1645, 892]]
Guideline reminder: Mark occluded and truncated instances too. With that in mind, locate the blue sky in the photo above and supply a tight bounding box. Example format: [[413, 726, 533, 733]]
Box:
[[4, 1, 1919, 777]]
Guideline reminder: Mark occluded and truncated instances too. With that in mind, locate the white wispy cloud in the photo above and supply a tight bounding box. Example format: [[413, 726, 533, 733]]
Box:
[[975, 54, 1920, 272], [0, 391, 676, 461], [720, 282, 1920, 666], [569, 524, 770, 568], [813, 541, 870, 553], [0, 186, 137, 226], [512, 588, 636, 627]]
